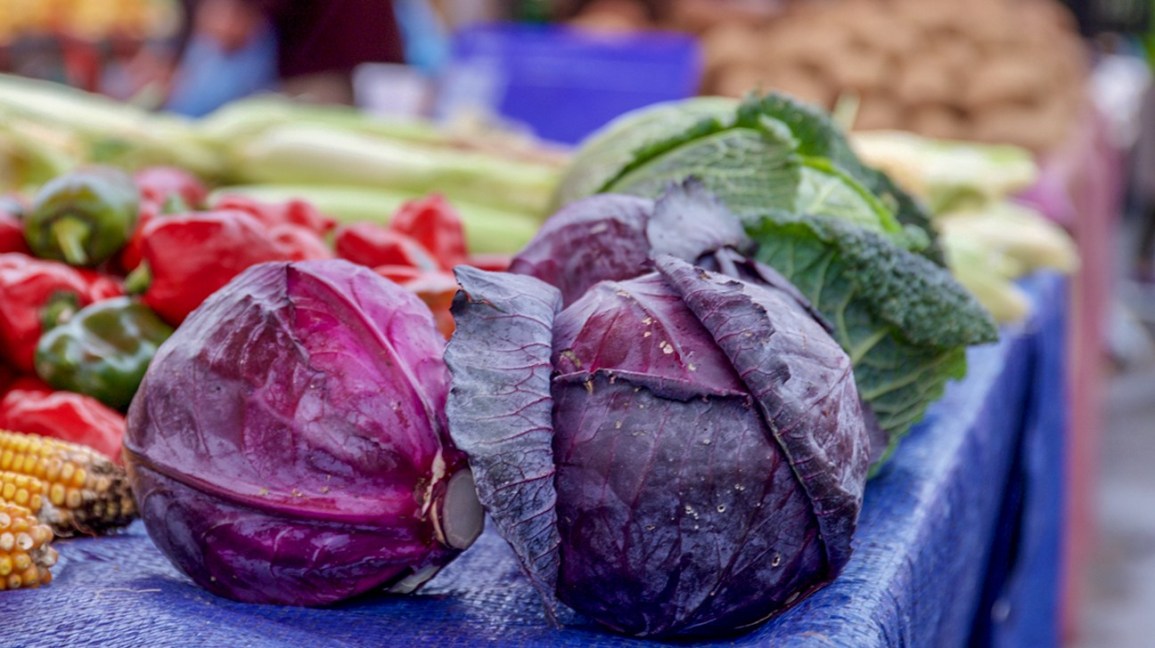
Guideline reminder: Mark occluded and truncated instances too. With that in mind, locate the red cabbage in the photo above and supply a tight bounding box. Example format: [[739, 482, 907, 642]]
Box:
[[445, 256, 870, 637], [125, 259, 483, 605]]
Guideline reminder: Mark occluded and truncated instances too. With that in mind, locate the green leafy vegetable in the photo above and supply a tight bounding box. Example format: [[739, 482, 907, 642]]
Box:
[[551, 93, 996, 464], [736, 95, 943, 263], [558, 93, 931, 256], [747, 214, 997, 463], [553, 97, 739, 208]]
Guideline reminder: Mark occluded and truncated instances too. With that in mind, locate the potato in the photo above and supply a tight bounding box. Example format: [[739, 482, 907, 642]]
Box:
[[910, 103, 966, 141], [971, 102, 1054, 151], [963, 55, 1052, 109], [928, 33, 980, 78], [764, 67, 837, 108], [668, 0, 776, 34], [895, 57, 956, 106], [829, 46, 889, 92], [701, 23, 766, 74], [854, 93, 905, 131]]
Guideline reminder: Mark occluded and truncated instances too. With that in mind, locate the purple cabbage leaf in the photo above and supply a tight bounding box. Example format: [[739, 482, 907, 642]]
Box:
[[125, 259, 483, 606], [444, 257, 870, 638]]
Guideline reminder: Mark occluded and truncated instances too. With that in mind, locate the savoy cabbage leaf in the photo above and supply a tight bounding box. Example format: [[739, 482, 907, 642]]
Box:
[[747, 214, 997, 462]]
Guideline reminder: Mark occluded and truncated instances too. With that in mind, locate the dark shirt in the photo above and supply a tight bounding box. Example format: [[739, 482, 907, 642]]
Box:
[[268, 0, 404, 78], [177, 0, 404, 78]]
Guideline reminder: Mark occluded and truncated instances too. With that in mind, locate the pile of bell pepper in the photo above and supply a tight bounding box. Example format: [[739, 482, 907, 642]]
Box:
[[0, 164, 504, 462]]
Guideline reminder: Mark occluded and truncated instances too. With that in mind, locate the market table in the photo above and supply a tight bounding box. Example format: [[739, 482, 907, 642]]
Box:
[[4, 273, 1067, 648]]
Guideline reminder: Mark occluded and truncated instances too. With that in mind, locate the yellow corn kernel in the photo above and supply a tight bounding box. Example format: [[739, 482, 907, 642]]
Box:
[[0, 429, 136, 537], [0, 503, 56, 591], [0, 471, 44, 513], [19, 565, 38, 587], [49, 483, 66, 507]]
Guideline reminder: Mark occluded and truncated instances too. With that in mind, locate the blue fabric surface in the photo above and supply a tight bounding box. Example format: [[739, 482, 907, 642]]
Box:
[[985, 272, 1067, 648], [1, 274, 1066, 648]]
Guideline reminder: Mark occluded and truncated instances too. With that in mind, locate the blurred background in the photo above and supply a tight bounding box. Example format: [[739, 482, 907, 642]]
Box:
[[0, 0, 1153, 645]]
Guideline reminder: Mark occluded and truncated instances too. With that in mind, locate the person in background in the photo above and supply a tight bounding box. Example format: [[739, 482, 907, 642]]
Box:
[[164, 0, 406, 115]]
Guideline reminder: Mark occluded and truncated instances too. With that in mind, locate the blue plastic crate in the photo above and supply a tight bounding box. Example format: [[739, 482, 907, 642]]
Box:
[[444, 23, 702, 145]]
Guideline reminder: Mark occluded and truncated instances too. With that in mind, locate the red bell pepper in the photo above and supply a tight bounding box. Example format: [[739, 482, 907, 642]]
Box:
[[465, 253, 512, 272], [117, 200, 161, 273], [335, 224, 441, 270], [338, 195, 475, 339], [403, 270, 458, 339], [0, 253, 123, 373], [389, 194, 468, 269], [213, 194, 337, 236], [0, 377, 126, 461], [0, 208, 29, 255], [370, 266, 458, 339], [127, 210, 332, 326], [133, 166, 208, 211], [0, 362, 16, 397]]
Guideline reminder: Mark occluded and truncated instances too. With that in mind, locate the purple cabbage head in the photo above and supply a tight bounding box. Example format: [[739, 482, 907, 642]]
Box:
[[444, 255, 871, 638], [124, 259, 483, 606]]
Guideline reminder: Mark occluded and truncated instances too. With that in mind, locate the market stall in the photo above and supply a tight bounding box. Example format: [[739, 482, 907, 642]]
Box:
[[0, 1, 1126, 646]]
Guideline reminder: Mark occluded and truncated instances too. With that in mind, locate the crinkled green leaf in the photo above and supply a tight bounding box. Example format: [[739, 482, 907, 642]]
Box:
[[553, 98, 739, 209], [796, 158, 902, 236], [604, 125, 802, 219], [747, 215, 997, 463], [739, 94, 943, 264]]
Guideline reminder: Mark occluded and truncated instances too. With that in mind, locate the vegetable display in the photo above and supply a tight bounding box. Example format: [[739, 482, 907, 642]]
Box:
[[0, 70, 1069, 645], [124, 260, 484, 605], [0, 426, 138, 589], [124, 209, 332, 326], [0, 501, 56, 591], [35, 296, 174, 410], [0, 74, 566, 254], [554, 97, 998, 463], [0, 252, 122, 374], [0, 428, 137, 537], [0, 378, 126, 461], [686, 0, 1086, 153], [852, 130, 1080, 323], [445, 255, 870, 637], [24, 166, 139, 267]]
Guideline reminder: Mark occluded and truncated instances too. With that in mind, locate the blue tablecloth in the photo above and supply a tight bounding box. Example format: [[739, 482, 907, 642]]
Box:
[[3, 274, 1067, 648]]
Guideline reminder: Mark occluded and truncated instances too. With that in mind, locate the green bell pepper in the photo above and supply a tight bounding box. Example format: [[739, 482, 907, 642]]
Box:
[[25, 166, 139, 267], [34, 296, 173, 410]]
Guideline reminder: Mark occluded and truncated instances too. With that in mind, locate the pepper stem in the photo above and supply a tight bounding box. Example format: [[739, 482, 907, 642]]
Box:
[[124, 262, 153, 295], [40, 291, 80, 330], [50, 217, 91, 266]]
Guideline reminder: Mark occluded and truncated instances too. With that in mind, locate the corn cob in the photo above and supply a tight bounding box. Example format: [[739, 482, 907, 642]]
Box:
[[0, 502, 57, 591], [0, 429, 136, 537], [0, 471, 44, 515]]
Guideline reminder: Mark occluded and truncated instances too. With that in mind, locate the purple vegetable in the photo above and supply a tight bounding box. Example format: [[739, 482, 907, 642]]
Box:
[[124, 259, 483, 605], [510, 181, 887, 463], [508, 180, 750, 308], [445, 255, 871, 637]]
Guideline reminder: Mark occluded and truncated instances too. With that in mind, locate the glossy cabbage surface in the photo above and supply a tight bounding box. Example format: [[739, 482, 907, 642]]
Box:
[[126, 259, 471, 605], [445, 258, 870, 637]]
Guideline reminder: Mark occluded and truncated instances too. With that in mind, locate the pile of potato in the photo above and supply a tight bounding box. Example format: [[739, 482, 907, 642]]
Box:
[[567, 0, 1089, 153]]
